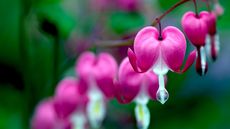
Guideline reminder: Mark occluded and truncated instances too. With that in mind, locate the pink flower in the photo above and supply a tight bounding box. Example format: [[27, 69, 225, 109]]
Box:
[[115, 57, 163, 104], [31, 99, 71, 129], [76, 51, 118, 98], [182, 11, 209, 75], [76, 51, 118, 128], [202, 12, 220, 61], [54, 77, 88, 119], [128, 26, 196, 103], [182, 11, 209, 47], [115, 57, 167, 129]]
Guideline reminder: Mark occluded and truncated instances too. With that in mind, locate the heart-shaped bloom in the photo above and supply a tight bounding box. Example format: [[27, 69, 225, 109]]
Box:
[[116, 58, 163, 104], [54, 77, 88, 119], [76, 51, 118, 98], [182, 11, 209, 75], [182, 11, 209, 47], [128, 26, 196, 104], [115, 57, 166, 129], [31, 99, 71, 129], [76, 51, 118, 128]]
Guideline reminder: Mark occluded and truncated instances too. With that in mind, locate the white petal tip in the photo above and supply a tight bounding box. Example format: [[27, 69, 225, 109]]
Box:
[[156, 89, 169, 104]]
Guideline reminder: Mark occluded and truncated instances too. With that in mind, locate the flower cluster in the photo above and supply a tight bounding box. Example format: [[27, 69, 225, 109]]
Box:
[[31, 1, 224, 129], [31, 77, 88, 129]]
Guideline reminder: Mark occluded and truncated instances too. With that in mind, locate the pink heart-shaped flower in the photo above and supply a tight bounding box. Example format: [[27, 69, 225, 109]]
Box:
[[115, 58, 162, 104], [76, 52, 118, 99], [128, 26, 187, 73], [31, 99, 71, 129], [182, 11, 209, 47], [54, 77, 88, 119]]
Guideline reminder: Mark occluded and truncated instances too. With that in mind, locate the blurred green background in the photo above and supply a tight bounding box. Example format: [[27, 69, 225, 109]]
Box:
[[0, 0, 229, 129]]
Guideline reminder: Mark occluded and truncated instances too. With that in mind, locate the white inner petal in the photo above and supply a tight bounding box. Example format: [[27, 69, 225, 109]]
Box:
[[71, 111, 86, 129], [200, 46, 207, 75], [152, 52, 169, 75], [215, 34, 220, 53], [152, 52, 169, 104], [135, 102, 150, 129], [205, 34, 211, 59], [87, 77, 106, 129]]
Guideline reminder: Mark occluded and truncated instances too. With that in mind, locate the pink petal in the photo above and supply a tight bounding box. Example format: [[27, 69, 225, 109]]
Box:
[[134, 26, 160, 71], [175, 49, 197, 73], [116, 58, 142, 103], [75, 51, 96, 89], [161, 26, 186, 71], [76, 52, 118, 99], [94, 53, 118, 99], [181, 11, 208, 47], [54, 78, 80, 119], [200, 11, 217, 35], [127, 48, 146, 73], [31, 99, 58, 129], [145, 72, 160, 100]]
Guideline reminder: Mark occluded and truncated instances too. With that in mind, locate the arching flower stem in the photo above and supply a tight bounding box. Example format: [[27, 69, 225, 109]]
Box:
[[193, 0, 199, 17], [95, 0, 192, 48]]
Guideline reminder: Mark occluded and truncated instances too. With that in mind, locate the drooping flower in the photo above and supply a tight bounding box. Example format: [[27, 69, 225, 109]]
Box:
[[115, 57, 165, 129], [128, 26, 196, 104], [32, 77, 89, 129], [31, 99, 71, 129], [182, 11, 209, 76], [53, 77, 88, 129], [54, 77, 88, 119], [76, 51, 118, 128], [202, 12, 220, 61]]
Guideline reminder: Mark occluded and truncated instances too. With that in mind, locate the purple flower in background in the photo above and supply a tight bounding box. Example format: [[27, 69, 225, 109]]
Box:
[[116, 0, 140, 12]]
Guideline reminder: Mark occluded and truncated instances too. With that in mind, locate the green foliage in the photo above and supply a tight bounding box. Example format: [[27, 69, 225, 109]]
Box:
[[35, 3, 76, 39], [107, 11, 145, 34]]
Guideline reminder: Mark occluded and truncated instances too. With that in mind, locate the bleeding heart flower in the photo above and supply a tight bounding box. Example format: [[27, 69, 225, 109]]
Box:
[[54, 77, 88, 119], [31, 99, 71, 129], [115, 57, 162, 104], [76, 51, 118, 128], [76, 51, 118, 98], [115, 57, 166, 129], [128, 26, 196, 104], [182, 11, 209, 76], [182, 11, 209, 47]]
